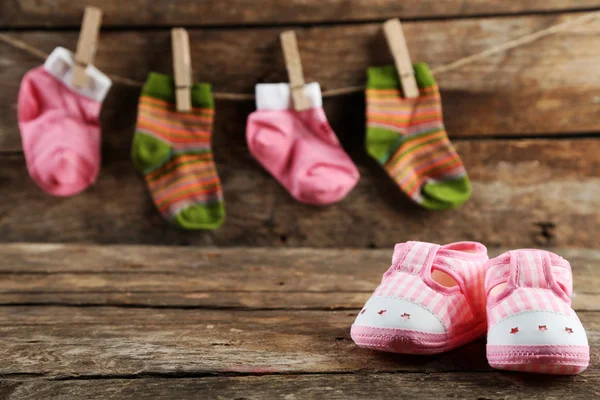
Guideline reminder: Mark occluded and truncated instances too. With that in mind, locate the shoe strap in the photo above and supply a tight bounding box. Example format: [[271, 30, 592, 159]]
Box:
[[486, 249, 572, 298], [389, 241, 442, 277]]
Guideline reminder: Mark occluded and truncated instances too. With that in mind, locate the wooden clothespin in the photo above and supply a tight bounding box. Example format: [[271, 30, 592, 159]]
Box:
[[280, 31, 311, 111], [72, 6, 103, 88], [171, 28, 192, 112], [383, 18, 419, 98]]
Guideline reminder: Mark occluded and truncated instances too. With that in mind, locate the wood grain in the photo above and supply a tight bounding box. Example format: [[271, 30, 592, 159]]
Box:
[[0, 244, 597, 396], [0, 138, 598, 248], [0, 245, 598, 310], [3, 13, 600, 152], [0, 306, 598, 377], [3, 372, 600, 400], [1, 0, 599, 27]]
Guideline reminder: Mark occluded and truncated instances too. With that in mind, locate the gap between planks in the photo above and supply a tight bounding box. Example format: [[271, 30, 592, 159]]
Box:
[[0, 368, 564, 381], [0, 303, 597, 312], [1, 372, 597, 400], [2, 5, 600, 30], [1, 134, 600, 158]]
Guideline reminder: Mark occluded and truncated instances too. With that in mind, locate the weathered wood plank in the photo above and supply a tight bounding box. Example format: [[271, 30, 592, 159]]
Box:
[[3, 13, 600, 152], [0, 245, 597, 310], [11, 292, 593, 311], [3, 372, 599, 400], [2, 0, 599, 27], [0, 306, 598, 377], [0, 138, 598, 248]]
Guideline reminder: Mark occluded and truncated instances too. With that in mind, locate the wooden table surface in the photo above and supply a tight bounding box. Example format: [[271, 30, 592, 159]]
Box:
[[0, 244, 597, 399]]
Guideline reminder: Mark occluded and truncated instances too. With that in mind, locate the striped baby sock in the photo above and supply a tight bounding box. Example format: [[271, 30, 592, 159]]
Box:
[[132, 73, 225, 230], [365, 63, 471, 210]]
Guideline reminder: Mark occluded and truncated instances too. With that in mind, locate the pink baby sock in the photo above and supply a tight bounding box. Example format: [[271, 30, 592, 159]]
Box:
[[246, 83, 360, 205], [18, 47, 112, 196]]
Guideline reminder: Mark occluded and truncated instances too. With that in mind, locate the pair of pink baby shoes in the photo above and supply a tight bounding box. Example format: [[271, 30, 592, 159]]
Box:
[[351, 241, 589, 375]]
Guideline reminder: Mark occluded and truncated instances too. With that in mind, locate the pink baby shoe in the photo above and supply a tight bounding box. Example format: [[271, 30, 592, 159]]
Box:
[[485, 250, 589, 374], [351, 241, 489, 354]]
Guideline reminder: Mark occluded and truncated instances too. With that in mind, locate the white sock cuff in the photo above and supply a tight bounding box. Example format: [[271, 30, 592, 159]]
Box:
[[255, 82, 322, 110], [44, 47, 112, 103]]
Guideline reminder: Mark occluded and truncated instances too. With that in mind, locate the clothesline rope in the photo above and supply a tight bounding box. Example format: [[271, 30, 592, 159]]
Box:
[[0, 11, 598, 101]]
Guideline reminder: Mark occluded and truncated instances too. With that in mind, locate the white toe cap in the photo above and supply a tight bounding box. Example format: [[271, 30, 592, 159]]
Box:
[[354, 296, 446, 334], [488, 311, 588, 346]]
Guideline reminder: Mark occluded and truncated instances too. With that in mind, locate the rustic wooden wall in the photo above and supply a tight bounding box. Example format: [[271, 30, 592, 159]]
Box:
[[0, 2, 599, 248]]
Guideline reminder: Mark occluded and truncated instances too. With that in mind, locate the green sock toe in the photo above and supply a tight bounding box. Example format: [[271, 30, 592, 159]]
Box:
[[173, 202, 226, 230], [420, 176, 472, 210]]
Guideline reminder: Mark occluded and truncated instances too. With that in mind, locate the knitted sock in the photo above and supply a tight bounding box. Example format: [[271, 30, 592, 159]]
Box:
[[246, 83, 360, 205], [17, 47, 111, 196], [365, 63, 471, 210], [132, 73, 225, 230]]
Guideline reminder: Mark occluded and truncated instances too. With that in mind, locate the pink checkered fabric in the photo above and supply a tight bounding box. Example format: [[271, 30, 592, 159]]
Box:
[[485, 250, 574, 326], [485, 249, 589, 375], [351, 241, 489, 354], [376, 241, 488, 328]]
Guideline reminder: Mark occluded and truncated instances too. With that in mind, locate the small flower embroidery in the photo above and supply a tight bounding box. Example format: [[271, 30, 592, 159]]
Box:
[[510, 327, 519, 334], [538, 325, 548, 332], [565, 327, 574, 334], [401, 313, 411, 320], [360, 309, 367, 315], [378, 310, 387, 315]]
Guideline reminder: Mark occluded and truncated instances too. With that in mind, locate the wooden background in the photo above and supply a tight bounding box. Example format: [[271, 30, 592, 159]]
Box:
[[1, 2, 600, 399], [1, 1, 599, 249]]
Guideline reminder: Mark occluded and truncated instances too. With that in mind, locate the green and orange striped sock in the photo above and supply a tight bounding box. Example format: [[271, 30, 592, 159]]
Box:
[[132, 72, 225, 229], [365, 63, 471, 210]]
